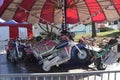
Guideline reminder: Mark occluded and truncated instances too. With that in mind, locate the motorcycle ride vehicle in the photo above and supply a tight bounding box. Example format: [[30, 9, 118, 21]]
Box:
[[31, 32, 91, 71], [81, 36, 120, 70], [6, 38, 26, 64]]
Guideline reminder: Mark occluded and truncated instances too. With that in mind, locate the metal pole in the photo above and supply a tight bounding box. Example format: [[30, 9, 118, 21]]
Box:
[[62, 0, 67, 32]]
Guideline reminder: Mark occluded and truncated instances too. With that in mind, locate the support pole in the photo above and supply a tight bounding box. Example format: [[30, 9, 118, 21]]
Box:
[[61, 0, 67, 32]]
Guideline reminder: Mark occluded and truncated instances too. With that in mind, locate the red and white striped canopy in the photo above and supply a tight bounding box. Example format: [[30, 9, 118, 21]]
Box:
[[0, 23, 33, 40], [0, 0, 120, 25]]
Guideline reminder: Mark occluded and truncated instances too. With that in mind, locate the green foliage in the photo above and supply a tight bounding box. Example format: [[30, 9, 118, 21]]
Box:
[[97, 30, 120, 37], [99, 27, 114, 32], [74, 30, 120, 41], [84, 22, 92, 26]]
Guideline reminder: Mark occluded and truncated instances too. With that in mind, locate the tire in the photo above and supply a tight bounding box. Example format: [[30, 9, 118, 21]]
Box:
[[42, 65, 51, 72], [11, 58, 17, 64], [95, 58, 107, 70], [42, 61, 51, 72], [10, 49, 18, 64], [75, 48, 92, 64], [6, 49, 18, 64], [17, 48, 26, 60]]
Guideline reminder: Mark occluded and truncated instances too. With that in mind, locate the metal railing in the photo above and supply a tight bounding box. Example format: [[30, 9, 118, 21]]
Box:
[[0, 70, 120, 80]]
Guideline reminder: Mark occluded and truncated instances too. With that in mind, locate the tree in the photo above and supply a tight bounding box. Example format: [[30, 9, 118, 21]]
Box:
[[38, 23, 57, 40], [92, 22, 97, 38]]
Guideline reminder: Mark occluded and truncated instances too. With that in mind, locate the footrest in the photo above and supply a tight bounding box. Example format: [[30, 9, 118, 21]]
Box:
[[103, 52, 120, 65]]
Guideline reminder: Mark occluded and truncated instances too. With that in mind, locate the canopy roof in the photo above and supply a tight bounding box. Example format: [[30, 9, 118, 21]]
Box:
[[0, 0, 120, 25]]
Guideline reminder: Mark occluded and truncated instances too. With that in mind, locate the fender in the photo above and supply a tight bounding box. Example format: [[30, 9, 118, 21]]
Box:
[[71, 44, 85, 59]]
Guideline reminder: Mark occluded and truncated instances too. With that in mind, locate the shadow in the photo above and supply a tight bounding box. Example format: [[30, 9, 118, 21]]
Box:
[[51, 60, 96, 72], [23, 60, 96, 73], [101, 31, 120, 37]]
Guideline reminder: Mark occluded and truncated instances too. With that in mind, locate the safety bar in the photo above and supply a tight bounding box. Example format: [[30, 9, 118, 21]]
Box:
[[0, 70, 120, 80]]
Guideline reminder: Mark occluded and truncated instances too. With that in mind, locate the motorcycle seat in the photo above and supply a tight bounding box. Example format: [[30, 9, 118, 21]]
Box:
[[55, 40, 68, 49], [85, 45, 103, 52]]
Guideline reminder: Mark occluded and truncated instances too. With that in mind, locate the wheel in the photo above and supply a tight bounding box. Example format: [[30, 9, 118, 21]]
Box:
[[75, 48, 92, 64], [95, 58, 107, 70], [42, 61, 51, 71], [96, 63, 107, 70], [11, 58, 17, 64], [117, 57, 120, 62], [17, 48, 26, 60], [10, 49, 18, 64], [42, 65, 51, 72]]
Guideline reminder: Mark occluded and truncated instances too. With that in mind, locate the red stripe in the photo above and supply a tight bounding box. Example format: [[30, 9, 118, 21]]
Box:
[[85, 0, 106, 22], [13, 0, 35, 23], [26, 24, 33, 38], [9, 25, 18, 39], [66, 0, 79, 24], [111, 0, 120, 15], [0, 0, 13, 16], [0, 23, 33, 39], [40, 0, 55, 24]]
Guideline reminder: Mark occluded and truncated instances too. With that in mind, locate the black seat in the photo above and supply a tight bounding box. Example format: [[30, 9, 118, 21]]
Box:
[[55, 40, 68, 49]]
